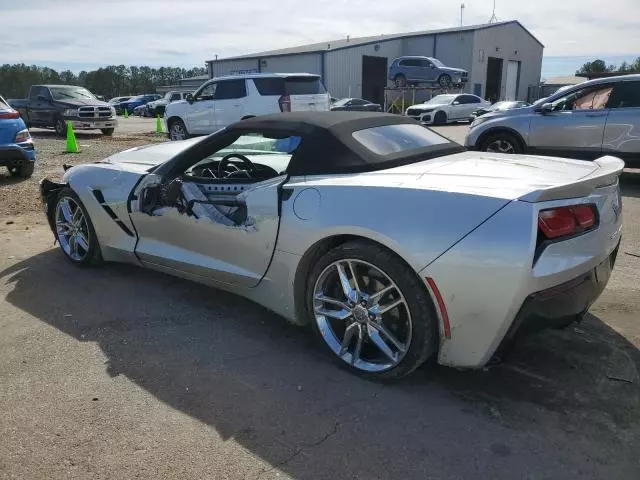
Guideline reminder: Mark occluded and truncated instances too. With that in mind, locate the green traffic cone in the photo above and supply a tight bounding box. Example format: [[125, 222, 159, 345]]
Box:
[[156, 114, 163, 134], [123, 108, 129, 119], [66, 121, 79, 153]]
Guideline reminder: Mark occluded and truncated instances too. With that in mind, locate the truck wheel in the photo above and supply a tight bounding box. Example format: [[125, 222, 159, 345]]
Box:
[[55, 117, 67, 137], [101, 128, 114, 136], [169, 119, 189, 141]]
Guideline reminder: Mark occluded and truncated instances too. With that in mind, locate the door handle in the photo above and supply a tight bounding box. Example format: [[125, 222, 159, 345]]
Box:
[[233, 104, 241, 107]]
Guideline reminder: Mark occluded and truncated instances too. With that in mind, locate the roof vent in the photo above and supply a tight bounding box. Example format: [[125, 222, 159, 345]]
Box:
[[327, 43, 331, 49], [346, 35, 350, 42]]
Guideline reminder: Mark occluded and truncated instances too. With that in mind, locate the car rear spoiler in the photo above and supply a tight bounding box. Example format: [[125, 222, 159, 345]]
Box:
[[519, 155, 625, 203]]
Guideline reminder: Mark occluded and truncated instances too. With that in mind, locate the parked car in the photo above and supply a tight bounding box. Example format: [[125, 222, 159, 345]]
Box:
[[147, 91, 191, 117], [8, 85, 117, 136], [165, 73, 330, 141], [132, 104, 148, 116], [40, 111, 623, 380], [465, 74, 640, 165], [331, 98, 382, 112], [389, 56, 469, 88], [405, 94, 490, 125], [116, 94, 162, 115], [108, 96, 132, 105], [470, 101, 530, 119], [0, 95, 36, 178]]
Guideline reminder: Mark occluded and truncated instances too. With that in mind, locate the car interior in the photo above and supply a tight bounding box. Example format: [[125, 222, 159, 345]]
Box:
[[145, 133, 302, 228]]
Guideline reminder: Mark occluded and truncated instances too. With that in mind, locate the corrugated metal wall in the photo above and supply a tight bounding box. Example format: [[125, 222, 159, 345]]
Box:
[[324, 39, 403, 99], [471, 23, 543, 101], [260, 53, 322, 75]]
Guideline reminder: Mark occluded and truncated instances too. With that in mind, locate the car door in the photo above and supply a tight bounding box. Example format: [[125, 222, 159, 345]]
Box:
[[448, 95, 469, 120], [213, 79, 247, 129], [459, 95, 482, 119], [400, 59, 421, 82], [529, 83, 612, 159], [420, 59, 438, 82], [130, 130, 300, 287], [602, 80, 640, 161], [29, 86, 54, 126], [186, 82, 216, 134]]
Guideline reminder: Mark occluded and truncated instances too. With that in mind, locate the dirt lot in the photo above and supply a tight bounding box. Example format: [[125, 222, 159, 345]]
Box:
[[1, 121, 639, 479]]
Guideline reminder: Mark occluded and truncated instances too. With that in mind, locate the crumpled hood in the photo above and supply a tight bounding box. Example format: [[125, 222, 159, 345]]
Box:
[[103, 136, 206, 171]]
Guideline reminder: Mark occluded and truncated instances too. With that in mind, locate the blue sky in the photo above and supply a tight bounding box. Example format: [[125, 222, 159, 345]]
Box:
[[2, 0, 639, 75]]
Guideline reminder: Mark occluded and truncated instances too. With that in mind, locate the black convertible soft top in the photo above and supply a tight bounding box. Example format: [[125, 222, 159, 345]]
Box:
[[232, 112, 463, 175], [158, 112, 464, 178]]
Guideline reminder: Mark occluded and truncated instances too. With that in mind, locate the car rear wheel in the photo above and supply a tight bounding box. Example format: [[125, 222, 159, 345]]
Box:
[[481, 132, 523, 154], [101, 128, 114, 136], [433, 111, 447, 125], [54, 117, 67, 137], [8, 161, 35, 179], [169, 119, 189, 141], [307, 240, 439, 380], [394, 74, 407, 88], [438, 74, 452, 88], [54, 188, 102, 266]]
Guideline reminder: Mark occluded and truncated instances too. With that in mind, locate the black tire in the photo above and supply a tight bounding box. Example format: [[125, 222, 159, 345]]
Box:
[[394, 74, 407, 88], [53, 188, 103, 267], [480, 132, 523, 154], [54, 117, 67, 137], [8, 161, 35, 179], [438, 74, 452, 88], [433, 111, 447, 125], [306, 240, 439, 381], [168, 118, 189, 141], [101, 128, 114, 136]]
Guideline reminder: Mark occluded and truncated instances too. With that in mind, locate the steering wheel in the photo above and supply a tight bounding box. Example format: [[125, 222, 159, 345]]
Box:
[[218, 153, 256, 179]]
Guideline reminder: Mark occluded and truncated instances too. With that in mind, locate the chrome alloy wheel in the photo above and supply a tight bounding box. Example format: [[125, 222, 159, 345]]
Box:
[[313, 259, 412, 372], [486, 139, 516, 154], [55, 197, 90, 261], [169, 122, 187, 140]]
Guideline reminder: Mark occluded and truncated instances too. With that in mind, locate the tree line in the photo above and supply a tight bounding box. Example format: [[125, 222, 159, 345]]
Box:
[[0, 64, 208, 99], [576, 57, 640, 75]]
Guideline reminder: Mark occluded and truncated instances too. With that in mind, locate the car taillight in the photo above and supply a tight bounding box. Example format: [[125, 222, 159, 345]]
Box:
[[15, 128, 32, 143], [0, 110, 20, 119], [538, 204, 598, 240], [278, 95, 291, 112]]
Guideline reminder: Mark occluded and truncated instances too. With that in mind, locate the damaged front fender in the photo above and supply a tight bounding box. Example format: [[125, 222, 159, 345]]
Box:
[[39, 178, 67, 234]]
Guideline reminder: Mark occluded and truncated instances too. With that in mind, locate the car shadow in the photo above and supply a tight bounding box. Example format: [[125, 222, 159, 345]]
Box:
[[29, 129, 106, 140], [2, 250, 639, 478]]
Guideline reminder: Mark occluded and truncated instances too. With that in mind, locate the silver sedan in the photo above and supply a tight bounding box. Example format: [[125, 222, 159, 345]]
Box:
[[40, 112, 623, 380]]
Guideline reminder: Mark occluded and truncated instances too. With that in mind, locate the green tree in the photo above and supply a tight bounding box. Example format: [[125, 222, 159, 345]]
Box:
[[576, 59, 609, 75]]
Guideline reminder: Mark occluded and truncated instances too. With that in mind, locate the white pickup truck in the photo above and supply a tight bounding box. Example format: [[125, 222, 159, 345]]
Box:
[[164, 73, 331, 140]]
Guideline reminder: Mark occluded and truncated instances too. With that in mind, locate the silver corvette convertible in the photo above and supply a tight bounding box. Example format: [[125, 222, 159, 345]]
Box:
[[40, 112, 624, 380]]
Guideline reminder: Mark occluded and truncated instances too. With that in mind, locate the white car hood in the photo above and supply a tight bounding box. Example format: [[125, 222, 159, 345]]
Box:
[[103, 137, 207, 171]]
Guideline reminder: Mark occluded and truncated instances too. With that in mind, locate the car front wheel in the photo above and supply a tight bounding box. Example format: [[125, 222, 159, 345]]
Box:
[[481, 132, 523, 154], [54, 188, 103, 266], [307, 240, 439, 380], [54, 117, 67, 137]]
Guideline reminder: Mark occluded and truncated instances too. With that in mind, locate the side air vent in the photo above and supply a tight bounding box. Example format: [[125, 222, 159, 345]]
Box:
[[92, 189, 134, 237]]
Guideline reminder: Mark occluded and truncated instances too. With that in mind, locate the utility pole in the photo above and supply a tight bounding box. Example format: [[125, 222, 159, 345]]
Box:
[[460, 3, 465, 26]]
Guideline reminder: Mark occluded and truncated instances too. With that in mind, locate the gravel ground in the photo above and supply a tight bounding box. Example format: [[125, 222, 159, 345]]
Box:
[[1, 126, 639, 479], [0, 129, 166, 217]]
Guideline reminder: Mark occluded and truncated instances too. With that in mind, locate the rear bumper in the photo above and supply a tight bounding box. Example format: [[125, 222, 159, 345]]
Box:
[[493, 240, 620, 359], [0, 143, 36, 167]]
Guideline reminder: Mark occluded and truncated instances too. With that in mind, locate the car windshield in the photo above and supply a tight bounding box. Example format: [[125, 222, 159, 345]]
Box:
[[352, 124, 451, 156], [211, 135, 302, 158], [429, 58, 445, 68], [491, 101, 517, 110], [50, 87, 96, 101], [424, 95, 456, 105], [332, 98, 351, 107], [130, 95, 145, 101]]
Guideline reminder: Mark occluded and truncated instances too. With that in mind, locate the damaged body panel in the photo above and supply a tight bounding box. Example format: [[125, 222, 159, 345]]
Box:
[[39, 112, 623, 380]]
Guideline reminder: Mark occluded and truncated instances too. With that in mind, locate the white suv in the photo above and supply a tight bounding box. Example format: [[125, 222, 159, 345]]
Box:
[[165, 73, 330, 140]]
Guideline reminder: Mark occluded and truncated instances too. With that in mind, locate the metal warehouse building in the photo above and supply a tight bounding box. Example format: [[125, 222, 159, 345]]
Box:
[[206, 20, 543, 106]]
